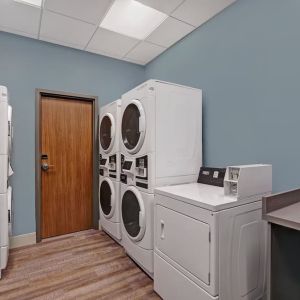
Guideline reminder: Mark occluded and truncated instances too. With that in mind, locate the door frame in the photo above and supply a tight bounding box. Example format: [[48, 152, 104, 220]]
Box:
[[35, 89, 99, 242]]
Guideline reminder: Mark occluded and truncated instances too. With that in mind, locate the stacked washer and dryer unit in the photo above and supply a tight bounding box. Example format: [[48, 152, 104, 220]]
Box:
[[0, 86, 13, 279], [99, 100, 123, 244], [119, 80, 202, 277]]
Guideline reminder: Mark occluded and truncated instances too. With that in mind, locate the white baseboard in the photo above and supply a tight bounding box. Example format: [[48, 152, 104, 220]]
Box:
[[10, 232, 36, 249]]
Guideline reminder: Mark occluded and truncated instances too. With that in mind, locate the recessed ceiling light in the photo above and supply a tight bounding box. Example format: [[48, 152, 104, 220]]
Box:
[[14, 0, 42, 8], [100, 0, 167, 40]]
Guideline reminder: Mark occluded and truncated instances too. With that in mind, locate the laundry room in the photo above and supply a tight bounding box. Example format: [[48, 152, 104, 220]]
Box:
[[1, 0, 300, 299]]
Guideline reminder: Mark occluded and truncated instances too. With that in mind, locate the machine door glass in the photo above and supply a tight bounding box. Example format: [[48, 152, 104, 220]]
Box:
[[99, 179, 115, 218], [122, 188, 145, 241], [121, 100, 145, 154], [100, 114, 115, 152]]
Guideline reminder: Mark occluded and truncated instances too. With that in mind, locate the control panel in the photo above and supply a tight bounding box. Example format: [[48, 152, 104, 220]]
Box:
[[120, 154, 149, 189], [197, 167, 226, 187], [120, 154, 134, 184], [99, 154, 118, 179], [136, 155, 148, 189], [136, 156, 148, 179]]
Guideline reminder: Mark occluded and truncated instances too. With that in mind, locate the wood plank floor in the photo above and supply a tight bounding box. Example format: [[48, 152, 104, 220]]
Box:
[[0, 230, 160, 300]]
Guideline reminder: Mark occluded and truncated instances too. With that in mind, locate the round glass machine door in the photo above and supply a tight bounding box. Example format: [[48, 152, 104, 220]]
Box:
[[99, 178, 115, 219], [121, 100, 145, 154], [121, 187, 145, 241], [100, 113, 115, 153]]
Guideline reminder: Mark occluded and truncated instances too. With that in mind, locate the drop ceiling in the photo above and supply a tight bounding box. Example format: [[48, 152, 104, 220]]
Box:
[[0, 0, 237, 65]]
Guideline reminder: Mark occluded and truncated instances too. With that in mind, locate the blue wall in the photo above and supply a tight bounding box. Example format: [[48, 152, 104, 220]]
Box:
[[146, 0, 300, 193], [0, 32, 145, 236], [1, 0, 300, 236]]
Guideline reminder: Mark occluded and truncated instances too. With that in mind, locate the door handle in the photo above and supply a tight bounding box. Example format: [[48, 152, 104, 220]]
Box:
[[160, 220, 165, 240], [41, 162, 54, 171]]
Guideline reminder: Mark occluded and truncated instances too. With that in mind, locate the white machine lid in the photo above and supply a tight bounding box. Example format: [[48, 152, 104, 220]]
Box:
[[155, 183, 261, 212]]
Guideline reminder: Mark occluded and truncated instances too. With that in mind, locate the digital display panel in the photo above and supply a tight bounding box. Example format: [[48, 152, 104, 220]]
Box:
[[123, 161, 132, 170]]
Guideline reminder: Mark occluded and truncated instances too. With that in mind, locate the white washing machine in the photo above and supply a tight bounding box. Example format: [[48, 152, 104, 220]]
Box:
[[99, 100, 122, 243], [120, 183, 154, 277], [99, 100, 121, 181], [99, 176, 122, 242], [154, 165, 272, 300], [0, 85, 11, 279], [120, 80, 202, 193]]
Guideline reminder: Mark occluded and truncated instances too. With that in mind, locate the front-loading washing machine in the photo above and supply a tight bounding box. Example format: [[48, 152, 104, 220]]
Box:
[[120, 183, 154, 277], [120, 80, 202, 193], [99, 99, 121, 181], [99, 176, 122, 243]]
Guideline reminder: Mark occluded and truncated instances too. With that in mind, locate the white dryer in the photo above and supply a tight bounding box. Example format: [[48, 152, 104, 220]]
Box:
[[99, 176, 121, 242], [7, 105, 13, 177], [120, 80, 202, 193], [99, 99, 121, 181], [120, 183, 154, 277], [0, 85, 9, 279], [154, 165, 272, 300]]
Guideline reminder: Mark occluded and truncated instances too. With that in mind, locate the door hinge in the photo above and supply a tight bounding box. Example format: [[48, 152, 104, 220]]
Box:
[[208, 272, 211, 284], [209, 231, 211, 243]]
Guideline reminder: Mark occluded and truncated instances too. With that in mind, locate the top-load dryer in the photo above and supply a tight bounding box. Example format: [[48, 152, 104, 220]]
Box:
[[120, 80, 202, 192], [154, 165, 272, 300], [99, 99, 121, 181]]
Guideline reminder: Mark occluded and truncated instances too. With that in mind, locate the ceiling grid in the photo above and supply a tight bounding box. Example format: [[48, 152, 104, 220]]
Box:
[[0, 0, 237, 65]]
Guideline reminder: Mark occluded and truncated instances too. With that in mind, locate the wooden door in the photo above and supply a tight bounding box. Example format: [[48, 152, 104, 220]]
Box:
[[41, 96, 93, 238]]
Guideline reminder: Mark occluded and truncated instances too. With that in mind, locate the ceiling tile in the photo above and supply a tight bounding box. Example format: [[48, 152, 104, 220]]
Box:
[[44, 0, 113, 25], [86, 48, 122, 60], [125, 41, 166, 64], [39, 36, 84, 50], [172, 0, 237, 27], [39, 10, 96, 49], [0, 0, 41, 38], [122, 57, 145, 66], [136, 0, 184, 14], [86, 28, 139, 58], [146, 17, 194, 48]]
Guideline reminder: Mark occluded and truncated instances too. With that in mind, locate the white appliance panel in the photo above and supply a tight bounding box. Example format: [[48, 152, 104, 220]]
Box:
[[0, 101, 8, 155], [155, 83, 202, 179], [156, 204, 210, 285], [154, 254, 218, 300], [218, 202, 267, 300], [0, 246, 8, 271], [0, 193, 8, 247], [0, 156, 8, 194]]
